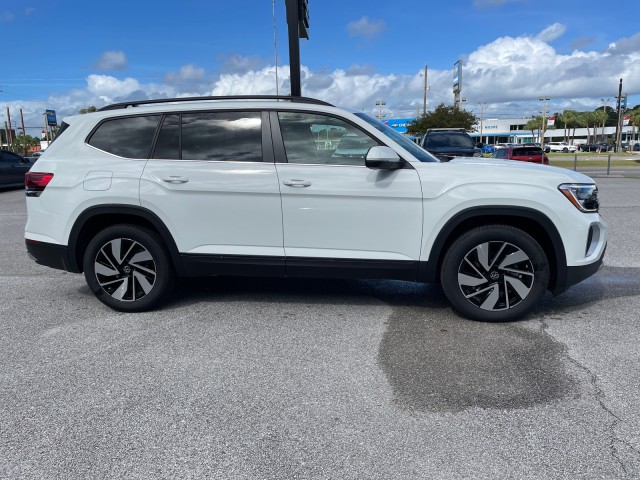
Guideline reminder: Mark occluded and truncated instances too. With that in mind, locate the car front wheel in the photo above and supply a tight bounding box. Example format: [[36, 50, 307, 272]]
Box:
[[83, 225, 175, 312], [440, 225, 549, 322]]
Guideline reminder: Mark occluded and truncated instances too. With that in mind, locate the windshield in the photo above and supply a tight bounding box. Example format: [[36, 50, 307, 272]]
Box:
[[355, 113, 439, 163], [425, 133, 475, 148]]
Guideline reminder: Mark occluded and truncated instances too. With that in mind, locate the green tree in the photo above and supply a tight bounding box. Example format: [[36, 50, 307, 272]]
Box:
[[561, 110, 580, 143], [525, 116, 542, 142], [406, 103, 478, 136], [79, 106, 97, 114], [11, 133, 40, 156]]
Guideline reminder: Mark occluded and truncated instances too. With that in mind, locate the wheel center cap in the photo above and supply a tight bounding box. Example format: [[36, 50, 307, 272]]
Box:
[[122, 265, 132, 275], [489, 270, 500, 281]]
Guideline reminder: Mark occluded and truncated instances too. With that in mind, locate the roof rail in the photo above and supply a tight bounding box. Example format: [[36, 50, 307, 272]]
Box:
[[98, 95, 334, 111]]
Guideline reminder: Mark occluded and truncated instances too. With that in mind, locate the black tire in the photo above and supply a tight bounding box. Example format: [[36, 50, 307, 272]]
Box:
[[440, 225, 549, 322], [83, 225, 175, 312], [562, 147, 569, 153]]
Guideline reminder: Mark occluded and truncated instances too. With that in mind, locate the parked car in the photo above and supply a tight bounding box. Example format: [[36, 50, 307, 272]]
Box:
[[547, 142, 577, 153], [479, 144, 495, 155], [579, 143, 610, 152], [421, 128, 482, 161], [24, 95, 607, 323], [491, 146, 549, 165], [633, 143, 640, 152], [0, 149, 33, 188]]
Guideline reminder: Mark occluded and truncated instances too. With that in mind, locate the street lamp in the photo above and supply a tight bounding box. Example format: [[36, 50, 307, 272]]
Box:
[[539, 96, 550, 145], [376, 99, 386, 121], [601, 97, 610, 142], [478, 103, 485, 143]]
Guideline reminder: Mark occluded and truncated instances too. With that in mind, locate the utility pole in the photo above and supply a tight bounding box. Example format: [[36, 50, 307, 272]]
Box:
[[422, 64, 428, 116], [6, 107, 13, 144], [20, 108, 26, 136], [479, 103, 485, 143], [601, 98, 610, 142], [539, 96, 550, 145], [614, 79, 623, 152]]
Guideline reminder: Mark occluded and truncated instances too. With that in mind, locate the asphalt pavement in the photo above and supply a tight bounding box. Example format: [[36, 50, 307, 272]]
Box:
[[1, 177, 639, 479]]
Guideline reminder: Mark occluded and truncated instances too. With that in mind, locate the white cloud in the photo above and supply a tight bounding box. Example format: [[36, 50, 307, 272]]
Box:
[[8, 28, 640, 137], [346, 17, 385, 39], [2, 11, 15, 21], [218, 53, 266, 73], [165, 64, 205, 85], [536, 23, 567, 43], [86, 75, 141, 102], [94, 51, 128, 71]]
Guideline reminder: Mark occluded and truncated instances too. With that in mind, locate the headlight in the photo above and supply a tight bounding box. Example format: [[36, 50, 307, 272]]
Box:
[[558, 184, 599, 212]]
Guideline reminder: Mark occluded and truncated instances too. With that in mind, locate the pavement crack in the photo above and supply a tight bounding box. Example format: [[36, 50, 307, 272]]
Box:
[[539, 317, 640, 476]]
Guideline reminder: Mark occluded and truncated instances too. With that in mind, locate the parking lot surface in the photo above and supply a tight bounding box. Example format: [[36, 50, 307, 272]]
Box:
[[1, 178, 639, 479]]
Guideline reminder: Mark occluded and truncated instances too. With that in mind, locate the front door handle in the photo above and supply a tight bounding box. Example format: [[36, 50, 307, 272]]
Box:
[[162, 176, 189, 184], [283, 179, 311, 187]]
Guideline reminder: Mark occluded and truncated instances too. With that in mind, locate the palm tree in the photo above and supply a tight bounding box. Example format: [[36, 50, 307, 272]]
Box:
[[525, 116, 542, 143], [562, 110, 580, 143], [592, 110, 608, 142]]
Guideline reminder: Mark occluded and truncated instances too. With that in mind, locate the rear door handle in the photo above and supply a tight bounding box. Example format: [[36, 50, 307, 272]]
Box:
[[161, 176, 189, 184], [283, 179, 311, 187]]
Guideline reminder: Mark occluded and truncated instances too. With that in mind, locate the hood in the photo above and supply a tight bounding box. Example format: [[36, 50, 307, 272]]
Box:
[[447, 157, 594, 182]]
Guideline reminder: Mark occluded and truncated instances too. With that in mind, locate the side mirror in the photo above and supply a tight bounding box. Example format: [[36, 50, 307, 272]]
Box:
[[476, 142, 483, 148], [365, 146, 402, 170]]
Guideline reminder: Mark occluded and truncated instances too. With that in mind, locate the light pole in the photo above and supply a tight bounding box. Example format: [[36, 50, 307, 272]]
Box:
[[478, 103, 485, 143], [420, 65, 428, 116], [601, 97, 610, 142], [539, 96, 550, 145], [376, 99, 386, 121]]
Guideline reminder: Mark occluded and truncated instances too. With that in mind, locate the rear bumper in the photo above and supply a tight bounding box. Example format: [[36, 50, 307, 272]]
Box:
[[25, 239, 79, 273]]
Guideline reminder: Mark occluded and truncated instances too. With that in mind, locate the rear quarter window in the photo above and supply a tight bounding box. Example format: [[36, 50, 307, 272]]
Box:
[[88, 115, 160, 158]]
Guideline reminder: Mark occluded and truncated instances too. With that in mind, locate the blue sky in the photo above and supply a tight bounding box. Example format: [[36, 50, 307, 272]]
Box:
[[1, 0, 639, 135]]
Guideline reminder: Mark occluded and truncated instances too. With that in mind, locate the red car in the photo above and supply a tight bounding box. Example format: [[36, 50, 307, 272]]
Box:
[[491, 145, 549, 165]]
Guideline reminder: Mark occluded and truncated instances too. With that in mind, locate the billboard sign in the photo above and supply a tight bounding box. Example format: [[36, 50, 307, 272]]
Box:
[[383, 118, 414, 134], [46, 110, 57, 126], [453, 60, 462, 94]]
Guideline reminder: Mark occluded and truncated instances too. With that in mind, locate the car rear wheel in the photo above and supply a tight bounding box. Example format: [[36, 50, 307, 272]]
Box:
[[562, 147, 569, 153], [440, 225, 549, 322], [83, 225, 175, 312]]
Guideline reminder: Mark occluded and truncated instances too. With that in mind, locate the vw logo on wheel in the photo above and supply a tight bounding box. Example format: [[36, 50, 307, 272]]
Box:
[[489, 270, 500, 281]]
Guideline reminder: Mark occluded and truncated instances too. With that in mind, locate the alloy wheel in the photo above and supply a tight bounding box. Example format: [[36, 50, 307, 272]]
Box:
[[457, 241, 534, 311], [93, 238, 157, 302]]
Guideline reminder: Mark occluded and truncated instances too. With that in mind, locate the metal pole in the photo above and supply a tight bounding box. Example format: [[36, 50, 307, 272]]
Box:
[[423, 64, 428, 116], [285, 0, 301, 97], [607, 154, 611, 175], [573, 154, 577, 171], [614, 79, 623, 152], [20, 108, 26, 136], [6, 107, 12, 144]]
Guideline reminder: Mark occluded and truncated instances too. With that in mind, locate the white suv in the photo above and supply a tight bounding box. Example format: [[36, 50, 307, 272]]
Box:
[[24, 96, 607, 322], [547, 142, 577, 153]]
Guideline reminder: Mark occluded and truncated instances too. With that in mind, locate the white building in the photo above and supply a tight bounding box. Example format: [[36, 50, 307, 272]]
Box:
[[470, 118, 639, 146]]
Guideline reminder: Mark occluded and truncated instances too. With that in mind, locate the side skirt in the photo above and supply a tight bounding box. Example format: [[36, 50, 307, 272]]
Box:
[[180, 254, 423, 282]]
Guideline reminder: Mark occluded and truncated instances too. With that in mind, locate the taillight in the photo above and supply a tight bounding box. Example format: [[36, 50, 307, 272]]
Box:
[[25, 172, 54, 197]]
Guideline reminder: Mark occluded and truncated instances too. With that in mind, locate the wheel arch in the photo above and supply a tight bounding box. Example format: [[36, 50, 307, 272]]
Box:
[[421, 206, 567, 294], [68, 205, 183, 275]]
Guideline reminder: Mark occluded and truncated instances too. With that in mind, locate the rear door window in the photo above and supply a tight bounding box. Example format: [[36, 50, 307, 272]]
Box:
[[151, 111, 263, 162]]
